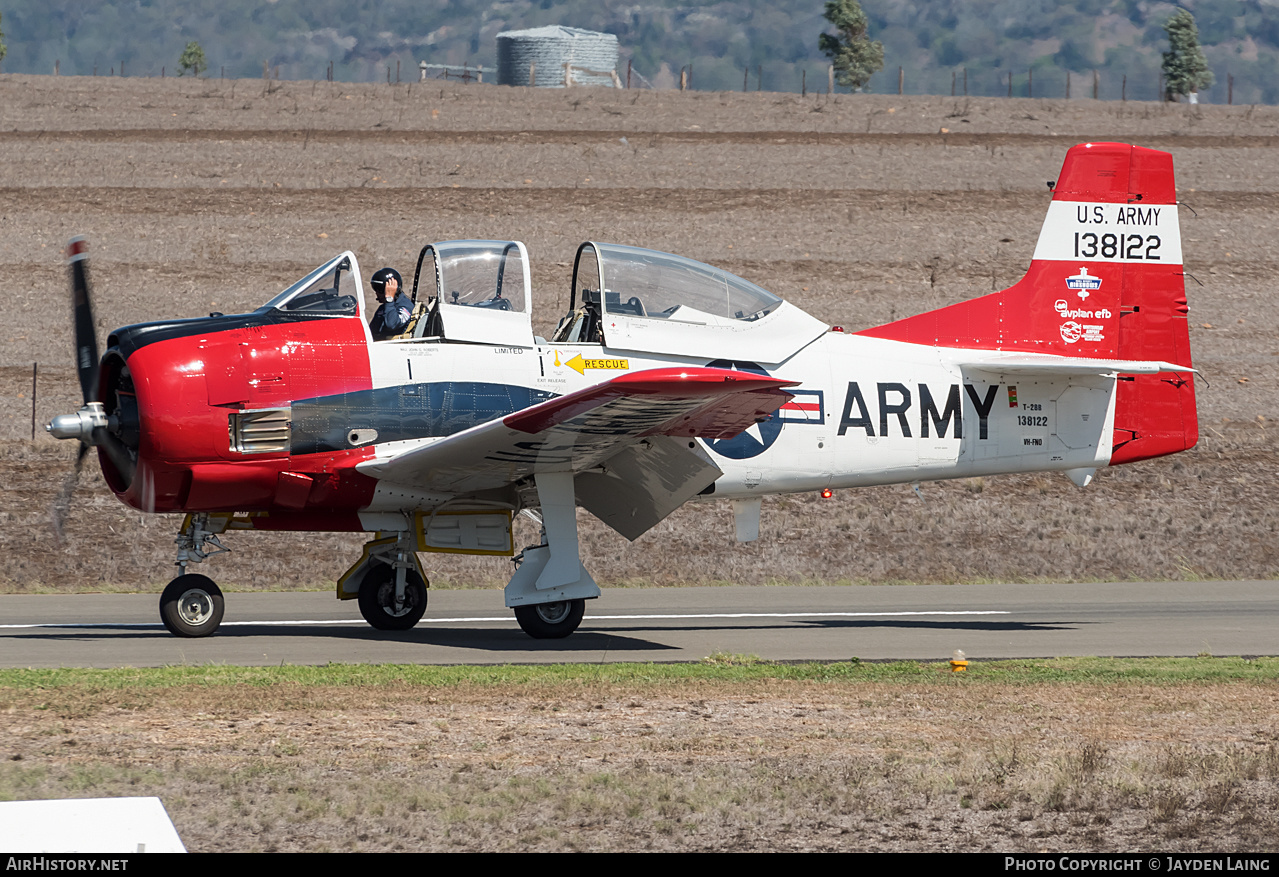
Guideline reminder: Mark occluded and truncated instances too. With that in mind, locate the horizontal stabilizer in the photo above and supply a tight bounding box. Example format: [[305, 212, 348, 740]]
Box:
[[959, 353, 1196, 377]]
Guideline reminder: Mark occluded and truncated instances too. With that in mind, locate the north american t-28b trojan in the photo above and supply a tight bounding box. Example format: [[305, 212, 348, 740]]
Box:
[[49, 142, 1197, 639]]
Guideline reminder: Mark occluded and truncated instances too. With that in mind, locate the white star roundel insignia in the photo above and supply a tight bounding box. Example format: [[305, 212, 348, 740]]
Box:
[[702, 359, 783, 459]]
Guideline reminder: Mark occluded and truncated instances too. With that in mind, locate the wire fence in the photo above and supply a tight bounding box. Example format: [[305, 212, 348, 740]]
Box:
[[36, 56, 1252, 104]]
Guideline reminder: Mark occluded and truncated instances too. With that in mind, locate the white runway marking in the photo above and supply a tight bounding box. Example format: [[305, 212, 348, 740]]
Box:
[[0, 609, 1010, 631]]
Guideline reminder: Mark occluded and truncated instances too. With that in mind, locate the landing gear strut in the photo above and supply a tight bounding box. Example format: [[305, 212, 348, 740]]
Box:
[[504, 473, 599, 639]]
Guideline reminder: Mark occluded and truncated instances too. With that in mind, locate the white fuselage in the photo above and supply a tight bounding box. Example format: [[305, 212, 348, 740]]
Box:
[[362, 329, 1114, 511]]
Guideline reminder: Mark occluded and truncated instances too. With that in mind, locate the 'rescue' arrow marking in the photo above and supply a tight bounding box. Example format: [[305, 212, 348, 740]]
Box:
[[563, 353, 629, 375]]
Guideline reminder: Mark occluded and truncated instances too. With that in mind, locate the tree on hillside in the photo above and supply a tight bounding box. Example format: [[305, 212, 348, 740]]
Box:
[[0, 12, 8, 72], [178, 41, 207, 77], [1162, 9, 1213, 102], [819, 0, 884, 90]]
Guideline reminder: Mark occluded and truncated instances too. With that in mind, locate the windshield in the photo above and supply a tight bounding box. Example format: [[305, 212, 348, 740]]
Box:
[[262, 255, 359, 316]]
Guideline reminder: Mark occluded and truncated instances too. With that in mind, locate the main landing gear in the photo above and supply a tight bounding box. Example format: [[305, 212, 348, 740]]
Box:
[[502, 472, 600, 639], [160, 503, 599, 641]]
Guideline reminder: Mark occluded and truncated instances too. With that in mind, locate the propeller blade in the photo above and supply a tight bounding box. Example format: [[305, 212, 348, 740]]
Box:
[[50, 444, 88, 544], [68, 237, 100, 405]]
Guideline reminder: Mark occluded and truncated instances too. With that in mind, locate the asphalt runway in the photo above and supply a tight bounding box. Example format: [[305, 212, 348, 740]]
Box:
[[0, 581, 1274, 668]]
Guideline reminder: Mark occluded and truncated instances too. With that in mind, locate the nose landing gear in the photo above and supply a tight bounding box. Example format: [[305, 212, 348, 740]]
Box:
[[159, 513, 234, 638]]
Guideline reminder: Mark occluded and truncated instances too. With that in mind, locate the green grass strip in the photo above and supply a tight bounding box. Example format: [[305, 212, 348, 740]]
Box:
[[0, 655, 1277, 691]]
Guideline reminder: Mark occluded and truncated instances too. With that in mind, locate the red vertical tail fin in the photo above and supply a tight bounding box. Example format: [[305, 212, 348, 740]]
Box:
[[857, 142, 1197, 464]]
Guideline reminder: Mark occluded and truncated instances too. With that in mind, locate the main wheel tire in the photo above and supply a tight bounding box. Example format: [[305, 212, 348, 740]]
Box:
[[514, 599, 585, 639], [358, 563, 428, 631], [159, 574, 225, 638]]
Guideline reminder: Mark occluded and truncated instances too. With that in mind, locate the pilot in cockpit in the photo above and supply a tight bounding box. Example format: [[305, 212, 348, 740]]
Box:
[[368, 267, 413, 340]]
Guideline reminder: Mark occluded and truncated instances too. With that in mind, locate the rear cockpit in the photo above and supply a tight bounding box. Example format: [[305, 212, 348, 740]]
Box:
[[553, 242, 785, 345], [552, 242, 825, 364]]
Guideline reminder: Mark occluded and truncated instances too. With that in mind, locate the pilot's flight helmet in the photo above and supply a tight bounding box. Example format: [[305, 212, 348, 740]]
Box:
[[370, 267, 403, 296]]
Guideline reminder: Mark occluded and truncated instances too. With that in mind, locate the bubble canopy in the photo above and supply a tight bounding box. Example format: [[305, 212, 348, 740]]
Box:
[[567, 242, 826, 363], [572, 243, 782, 325]]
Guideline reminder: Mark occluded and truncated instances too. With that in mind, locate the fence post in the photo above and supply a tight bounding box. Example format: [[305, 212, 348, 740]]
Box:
[[1122, 74, 1126, 102], [828, 65, 834, 95], [1007, 71, 1012, 98], [1093, 69, 1098, 99], [628, 60, 632, 89], [55, 60, 60, 76], [963, 67, 967, 95], [951, 70, 955, 96], [1028, 68, 1032, 98], [802, 69, 806, 96], [31, 363, 37, 441], [1066, 70, 1070, 98], [1228, 73, 1233, 105], [897, 66, 903, 95]]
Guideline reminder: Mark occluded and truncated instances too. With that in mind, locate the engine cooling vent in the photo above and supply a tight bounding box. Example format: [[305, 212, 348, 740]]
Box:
[[229, 407, 291, 454]]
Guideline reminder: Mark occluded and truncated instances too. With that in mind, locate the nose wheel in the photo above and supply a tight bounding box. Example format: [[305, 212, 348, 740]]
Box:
[[159, 574, 225, 638]]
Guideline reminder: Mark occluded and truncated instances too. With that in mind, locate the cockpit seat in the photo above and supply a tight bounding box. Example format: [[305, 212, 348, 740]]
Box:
[[391, 300, 429, 340]]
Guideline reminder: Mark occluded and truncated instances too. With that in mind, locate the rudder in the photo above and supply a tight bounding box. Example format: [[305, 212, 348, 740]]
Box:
[[857, 142, 1197, 465]]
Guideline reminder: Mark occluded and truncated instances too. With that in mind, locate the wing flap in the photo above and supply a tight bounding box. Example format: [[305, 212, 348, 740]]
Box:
[[575, 436, 722, 541]]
